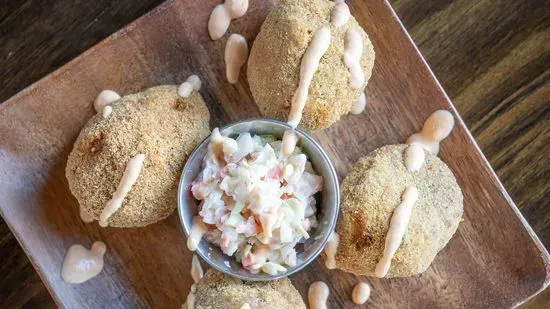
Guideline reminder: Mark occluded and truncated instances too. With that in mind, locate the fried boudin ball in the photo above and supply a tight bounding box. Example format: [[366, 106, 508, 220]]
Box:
[[66, 85, 210, 227]]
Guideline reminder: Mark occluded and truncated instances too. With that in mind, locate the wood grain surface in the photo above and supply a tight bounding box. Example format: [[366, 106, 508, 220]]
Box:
[[0, 0, 548, 308]]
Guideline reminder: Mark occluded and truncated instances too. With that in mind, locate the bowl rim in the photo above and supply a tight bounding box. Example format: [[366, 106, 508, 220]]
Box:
[[177, 118, 340, 281]]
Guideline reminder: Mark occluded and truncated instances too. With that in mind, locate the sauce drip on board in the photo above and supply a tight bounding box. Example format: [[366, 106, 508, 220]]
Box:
[[191, 254, 204, 283], [351, 92, 366, 115], [208, 0, 249, 40], [352, 282, 371, 304], [61, 241, 106, 284], [225, 34, 249, 84], [308, 281, 329, 309], [407, 110, 455, 155]]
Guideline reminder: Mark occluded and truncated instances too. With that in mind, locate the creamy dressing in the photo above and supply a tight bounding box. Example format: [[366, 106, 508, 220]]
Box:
[[281, 129, 299, 157], [375, 186, 418, 278], [330, 1, 350, 27], [185, 292, 195, 309], [101, 105, 113, 118], [191, 132, 322, 274], [324, 231, 339, 269], [225, 33, 249, 84], [406, 110, 455, 155], [178, 75, 202, 99], [191, 254, 204, 283], [208, 0, 249, 40], [403, 144, 425, 172], [99, 154, 146, 227], [94, 90, 121, 113], [351, 92, 366, 115], [287, 26, 331, 128], [308, 281, 329, 309], [352, 282, 371, 305], [61, 241, 106, 284], [79, 206, 94, 223], [344, 29, 365, 89], [187, 218, 209, 251]]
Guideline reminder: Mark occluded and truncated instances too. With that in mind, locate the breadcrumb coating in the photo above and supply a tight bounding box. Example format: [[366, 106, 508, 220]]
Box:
[[334, 144, 463, 277], [66, 85, 210, 227], [248, 0, 375, 131], [193, 269, 306, 309]]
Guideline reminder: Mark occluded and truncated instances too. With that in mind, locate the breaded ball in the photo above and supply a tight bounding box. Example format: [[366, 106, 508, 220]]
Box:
[[334, 144, 463, 277], [248, 0, 375, 131], [66, 85, 210, 227], [192, 269, 306, 309]]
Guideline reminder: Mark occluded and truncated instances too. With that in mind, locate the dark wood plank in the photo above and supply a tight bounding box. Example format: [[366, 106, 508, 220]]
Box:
[[391, 0, 550, 245], [0, 0, 166, 103], [0, 0, 548, 308], [389, 1, 550, 307]]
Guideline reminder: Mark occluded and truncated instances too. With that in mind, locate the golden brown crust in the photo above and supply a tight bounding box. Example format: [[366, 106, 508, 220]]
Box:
[[247, 0, 375, 131], [194, 269, 306, 309], [335, 144, 463, 277], [66, 85, 210, 227]]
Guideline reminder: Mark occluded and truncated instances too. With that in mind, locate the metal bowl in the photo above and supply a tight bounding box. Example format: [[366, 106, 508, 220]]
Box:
[[177, 118, 339, 281]]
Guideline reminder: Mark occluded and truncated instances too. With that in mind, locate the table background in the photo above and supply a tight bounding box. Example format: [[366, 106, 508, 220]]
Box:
[[0, 0, 548, 307]]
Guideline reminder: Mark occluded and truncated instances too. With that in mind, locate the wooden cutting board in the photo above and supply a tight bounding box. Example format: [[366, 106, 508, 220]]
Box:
[[0, 0, 548, 308]]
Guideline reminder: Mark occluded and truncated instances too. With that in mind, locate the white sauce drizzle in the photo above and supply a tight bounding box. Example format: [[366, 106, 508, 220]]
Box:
[[375, 186, 418, 278], [352, 282, 371, 305], [351, 92, 366, 115], [79, 206, 94, 223], [224, 33, 249, 84], [61, 241, 106, 284], [99, 154, 146, 227], [178, 75, 202, 99], [94, 90, 121, 113], [187, 218, 209, 251], [308, 281, 329, 309], [288, 26, 331, 128], [208, 0, 249, 40], [330, 1, 350, 27], [406, 110, 455, 155], [239, 303, 251, 309], [281, 129, 299, 157], [191, 254, 204, 283], [101, 105, 113, 118], [324, 231, 339, 269], [344, 29, 365, 89], [403, 144, 425, 172], [185, 292, 195, 309]]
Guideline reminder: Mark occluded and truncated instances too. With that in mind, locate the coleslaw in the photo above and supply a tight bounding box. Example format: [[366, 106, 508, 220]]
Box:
[[190, 128, 323, 275]]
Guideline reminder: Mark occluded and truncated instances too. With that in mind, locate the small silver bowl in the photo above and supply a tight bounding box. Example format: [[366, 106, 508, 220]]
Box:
[[177, 119, 339, 281]]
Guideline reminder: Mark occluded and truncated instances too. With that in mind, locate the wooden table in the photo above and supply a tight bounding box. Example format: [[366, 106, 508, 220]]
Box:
[[0, 0, 547, 307]]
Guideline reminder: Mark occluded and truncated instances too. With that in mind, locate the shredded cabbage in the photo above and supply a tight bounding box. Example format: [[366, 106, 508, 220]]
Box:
[[191, 130, 323, 275]]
